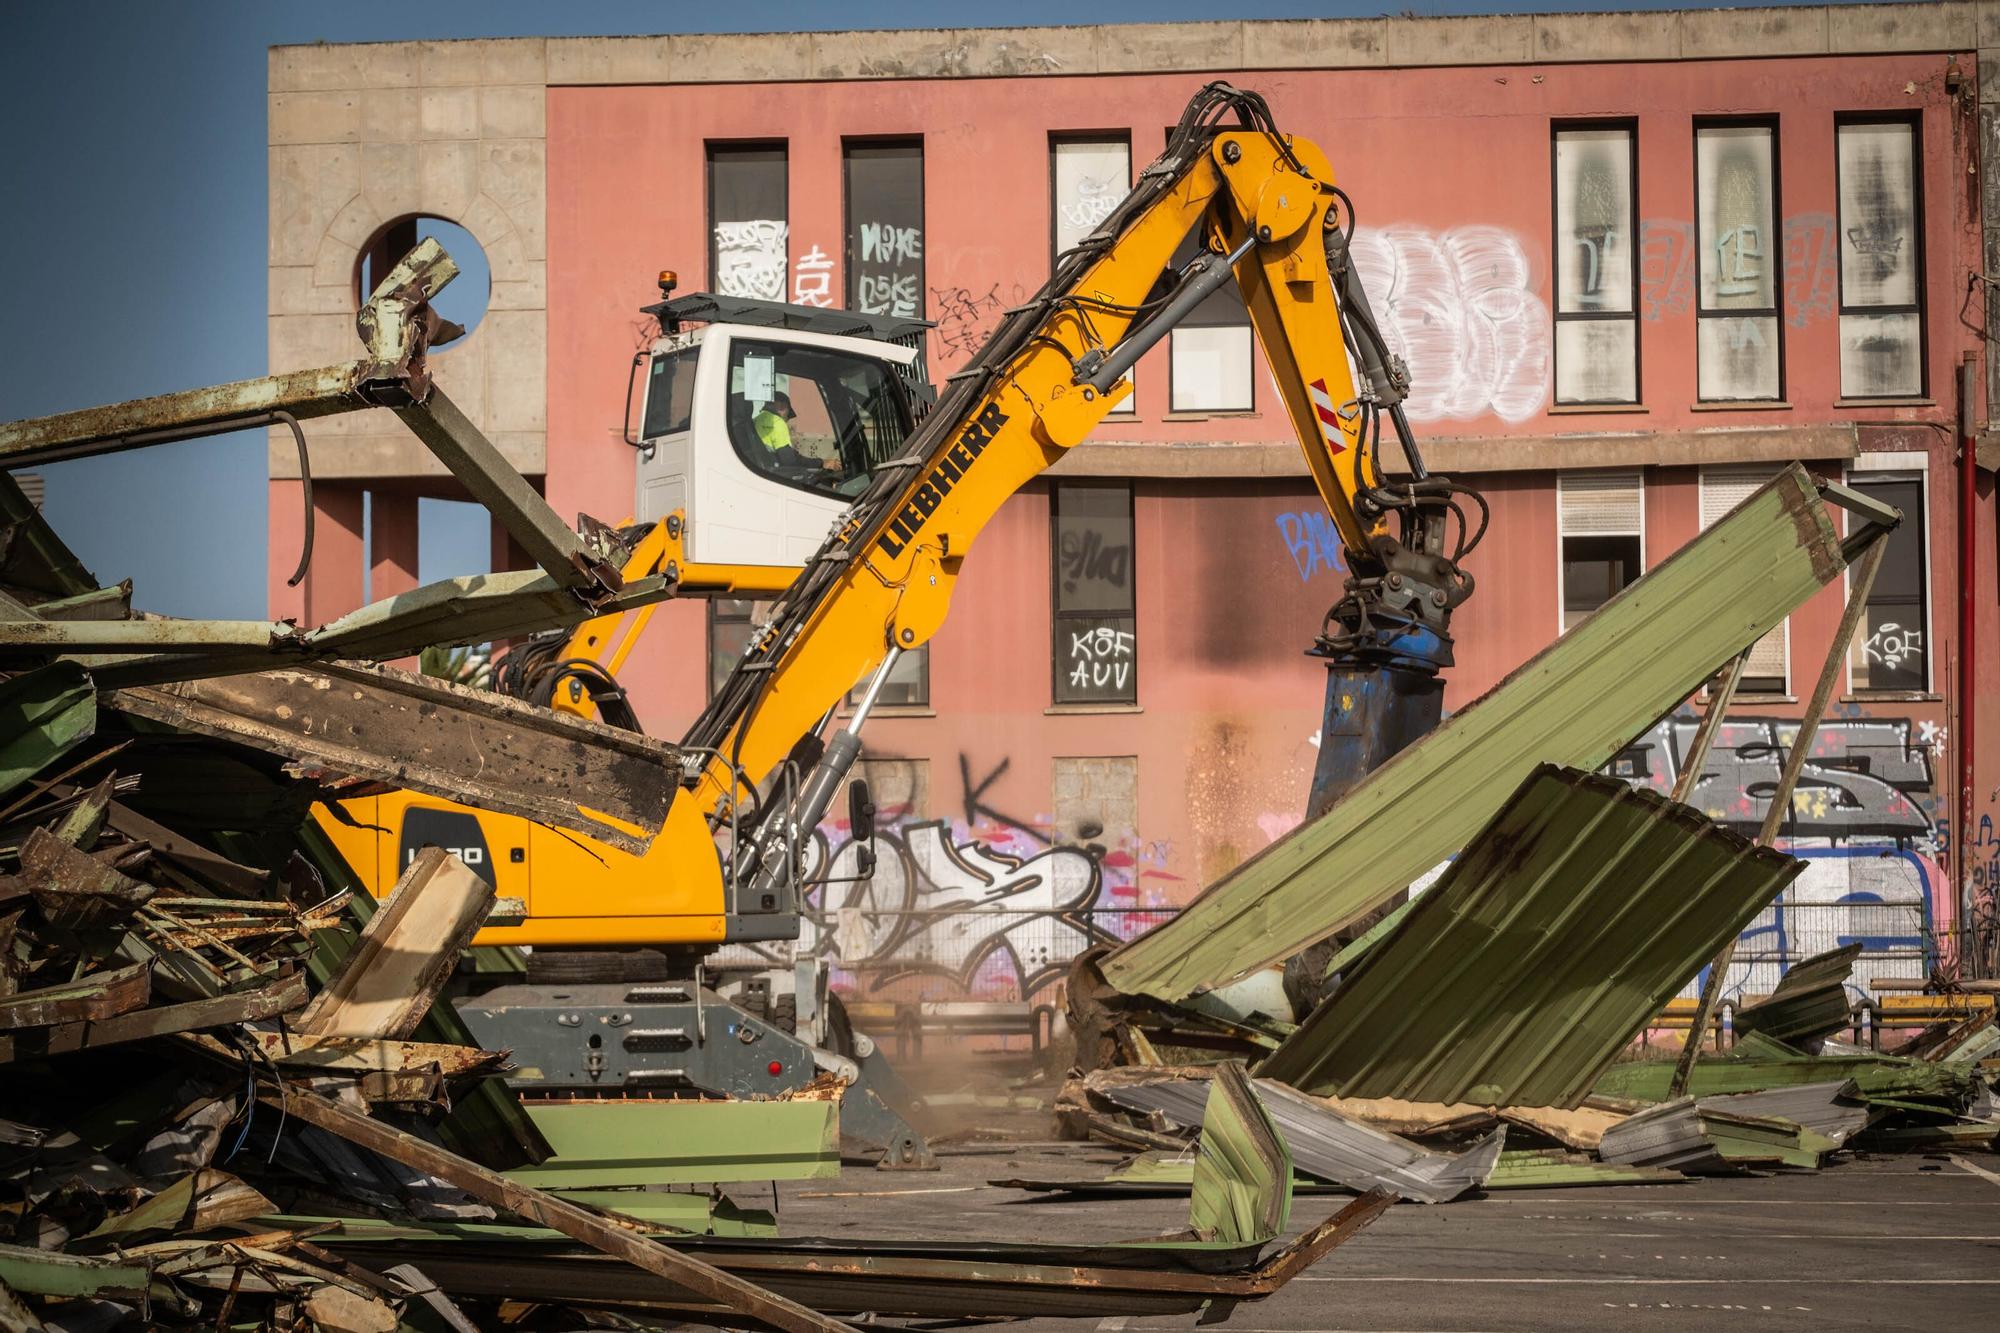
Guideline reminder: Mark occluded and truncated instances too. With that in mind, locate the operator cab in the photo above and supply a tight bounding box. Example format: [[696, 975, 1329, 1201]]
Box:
[[631, 276, 934, 568]]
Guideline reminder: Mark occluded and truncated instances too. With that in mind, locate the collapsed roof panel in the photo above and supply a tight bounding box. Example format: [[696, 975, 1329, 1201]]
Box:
[[107, 661, 680, 852], [1258, 764, 1803, 1109], [1099, 464, 1862, 1005]]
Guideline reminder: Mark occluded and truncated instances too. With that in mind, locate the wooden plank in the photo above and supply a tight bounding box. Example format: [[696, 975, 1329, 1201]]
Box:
[[263, 1084, 850, 1333], [292, 848, 492, 1041], [238, 1030, 507, 1077]]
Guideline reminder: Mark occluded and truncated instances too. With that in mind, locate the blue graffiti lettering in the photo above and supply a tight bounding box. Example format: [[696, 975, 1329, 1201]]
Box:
[[1275, 511, 1345, 582]]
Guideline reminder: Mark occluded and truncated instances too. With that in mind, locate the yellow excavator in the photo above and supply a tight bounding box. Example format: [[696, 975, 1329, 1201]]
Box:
[[320, 83, 1488, 1164]]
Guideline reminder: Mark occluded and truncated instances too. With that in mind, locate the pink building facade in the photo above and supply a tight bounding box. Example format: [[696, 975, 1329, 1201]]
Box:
[[268, 5, 2000, 1023]]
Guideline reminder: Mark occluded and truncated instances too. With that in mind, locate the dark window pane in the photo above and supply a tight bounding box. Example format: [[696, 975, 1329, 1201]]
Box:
[[1853, 477, 1928, 691], [708, 598, 757, 698], [1056, 614, 1136, 705], [1562, 534, 1642, 628], [708, 143, 788, 300], [642, 347, 699, 438], [1053, 483, 1135, 614], [1052, 482, 1136, 704], [845, 141, 923, 319]]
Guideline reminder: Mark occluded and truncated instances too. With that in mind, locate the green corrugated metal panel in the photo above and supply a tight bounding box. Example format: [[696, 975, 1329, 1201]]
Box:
[[1735, 943, 1861, 1047], [1596, 1053, 1978, 1108], [1102, 464, 1848, 1003], [1188, 1062, 1291, 1244], [509, 1101, 840, 1187], [1259, 765, 1803, 1109], [1699, 1110, 1838, 1168], [1484, 1150, 1684, 1190]]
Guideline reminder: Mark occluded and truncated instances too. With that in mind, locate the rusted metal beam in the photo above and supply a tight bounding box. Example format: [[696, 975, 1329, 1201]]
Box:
[[394, 387, 614, 596], [0, 620, 302, 654], [0, 970, 306, 1063], [107, 661, 680, 852], [261, 1083, 851, 1333], [0, 963, 151, 1030], [0, 365, 366, 471], [1670, 537, 1888, 1097]]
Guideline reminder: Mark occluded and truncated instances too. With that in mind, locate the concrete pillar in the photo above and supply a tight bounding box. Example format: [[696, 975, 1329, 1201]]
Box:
[[369, 489, 421, 601], [300, 483, 367, 626], [267, 479, 307, 624]]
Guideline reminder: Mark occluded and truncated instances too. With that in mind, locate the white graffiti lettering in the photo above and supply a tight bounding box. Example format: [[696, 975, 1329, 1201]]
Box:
[[714, 218, 788, 301], [1349, 224, 1551, 424], [859, 222, 922, 266], [1864, 622, 1924, 670], [791, 244, 833, 307], [857, 271, 920, 318]]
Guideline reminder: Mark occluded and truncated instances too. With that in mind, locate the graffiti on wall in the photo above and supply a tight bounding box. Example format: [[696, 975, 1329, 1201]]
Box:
[[1348, 225, 1551, 424], [1613, 713, 1947, 1001], [855, 222, 923, 318], [1274, 510, 1346, 582], [792, 244, 834, 308], [714, 219, 788, 300], [1638, 213, 1838, 329], [929, 282, 1025, 363]]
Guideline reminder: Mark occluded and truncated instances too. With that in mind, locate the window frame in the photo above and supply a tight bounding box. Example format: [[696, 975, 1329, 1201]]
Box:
[[1555, 469, 1646, 634], [1834, 112, 1927, 400], [721, 337, 915, 501], [1843, 464, 1933, 695], [707, 598, 756, 701], [842, 135, 926, 319], [1550, 119, 1642, 407], [705, 139, 790, 299], [1692, 116, 1786, 404], [1050, 134, 1137, 416], [1049, 480, 1139, 707], [846, 644, 932, 710]]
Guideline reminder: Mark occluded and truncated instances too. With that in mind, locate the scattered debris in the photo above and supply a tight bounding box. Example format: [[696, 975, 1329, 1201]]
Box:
[[1085, 1071, 1505, 1204], [1094, 465, 1879, 1007], [1734, 943, 1863, 1049], [1261, 764, 1804, 1108]]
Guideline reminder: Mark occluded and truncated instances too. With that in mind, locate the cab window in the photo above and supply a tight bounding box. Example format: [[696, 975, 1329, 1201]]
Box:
[[642, 346, 699, 439], [726, 340, 912, 498]]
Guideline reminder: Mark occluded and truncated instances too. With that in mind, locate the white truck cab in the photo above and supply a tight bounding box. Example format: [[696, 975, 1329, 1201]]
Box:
[[630, 284, 933, 569]]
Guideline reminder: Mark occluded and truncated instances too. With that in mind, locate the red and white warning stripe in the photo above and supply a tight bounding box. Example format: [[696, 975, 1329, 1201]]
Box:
[[1307, 378, 1347, 456]]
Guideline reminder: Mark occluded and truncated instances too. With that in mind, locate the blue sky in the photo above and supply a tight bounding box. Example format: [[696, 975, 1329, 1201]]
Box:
[[0, 0, 1822, 618]]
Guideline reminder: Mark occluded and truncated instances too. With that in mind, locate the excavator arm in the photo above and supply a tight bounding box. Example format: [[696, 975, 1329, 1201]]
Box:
[[685, 84, 1483, 910]]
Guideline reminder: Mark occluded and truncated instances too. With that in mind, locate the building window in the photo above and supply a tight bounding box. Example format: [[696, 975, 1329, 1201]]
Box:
[[844, 139, 923, 319], [1836, 117, 1924, 398], [1847, 473, 1928, 691], [848, 645, 930, 709], [1052, 136, 1135, 414], [708, 598, 759, 698], [1558, 471, 1643, 632], [1168, 229, 1254, 413], [708, 142, 788, 301], [1051, 482, 1136, 705], [1700, 467, 1789, 692], [1552, 124, 1639, 405], [1695, 121, 1782, 402]]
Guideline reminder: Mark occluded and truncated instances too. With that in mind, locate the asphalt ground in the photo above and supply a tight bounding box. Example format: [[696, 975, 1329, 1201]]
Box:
[[768, 1138, 2000, 1332]]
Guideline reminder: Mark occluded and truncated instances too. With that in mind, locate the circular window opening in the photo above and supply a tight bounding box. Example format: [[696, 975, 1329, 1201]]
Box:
[[356, 216, 491, 340]]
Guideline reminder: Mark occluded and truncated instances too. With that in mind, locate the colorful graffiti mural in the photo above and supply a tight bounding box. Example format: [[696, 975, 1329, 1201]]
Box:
[[1613, 713, 1947, 1002]]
